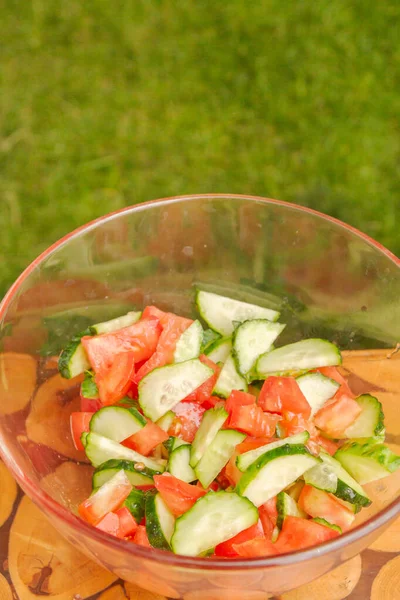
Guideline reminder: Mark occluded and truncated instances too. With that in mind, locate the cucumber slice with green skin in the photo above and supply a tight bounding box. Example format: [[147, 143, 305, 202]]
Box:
[[335, 441, 400, 485], [171, 491, 258, 557], [196, 290, 280, 337], [156, 411, 176, 433], [91, 311, 142, 335], [168, 444, 197, 483], [89, 406, 146, 442], [174, 320, 203, 363], [303, 461, 338, 493], [276, 491, 307, 530], [93, 459, 155, 489], [233, 319, 286, 379], [190, 407, 228, 468], [296, 372, 340, 416], [201, 329, 221, 354], [59, 334, 91, 379], [312, 517, 342, 533], [236, 445, 320, 507], [81, 370, 99, 399], [236, 432, 310, 472], [318, 452, 371, 507], [342, 395, 385, 440], [123, 488, 146, 524], [256, 338, 342, 378], [84, 432, 165, 472], [145, 492, 175, 550], [205, 338, 232, 364], [164, 436, 189, 454], [139, 358, 213, 422], [195, 429, 246, 488], [212, 353, 248, 398]]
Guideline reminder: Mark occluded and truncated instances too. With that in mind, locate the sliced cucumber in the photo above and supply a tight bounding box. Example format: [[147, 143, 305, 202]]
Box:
[[171, 491, 258, 556], [236, 432, 310, 472], [139, 358, 213, 422], [318, 452, 371, 507], [168, 444, 197, 483], [335, 441, 400, 485], [213, 353, 247, 398], [190, 407, 228, 468], [205, 337, 232, 364], [164, 436, 189, 454], [89, 406, 146, 442], [256, 338, 341, 378], [276, 491, 307, 529], [304, 461, 338, 493], [93, 459, 155, 489], [286, 480, 305, 502], [233, 319, 286, 379], [201, 329, 222, 354], [156, 410, 176, 433], [196, 290, 280, 336], [342, 394, 385, 440], [84, 432, 164, 472], [145, 492, 175, 550], [312, 518, 342, 533], [174, 320, 203, 363], [237, 445, 320, 507], [296, 372, 339, 416], [92, 311, 142, 335], [195, 429, 245, 488], [81, 370, 99, 399], [58, 335, 91, 379], [123, 488, 146, 524]]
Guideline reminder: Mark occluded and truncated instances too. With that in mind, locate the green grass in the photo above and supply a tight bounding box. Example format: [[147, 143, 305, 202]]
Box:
[[1, 1, 399, 297]]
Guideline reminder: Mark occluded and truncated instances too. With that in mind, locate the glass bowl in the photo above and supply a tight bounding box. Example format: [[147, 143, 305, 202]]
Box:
[[0, 194, 399, 599]]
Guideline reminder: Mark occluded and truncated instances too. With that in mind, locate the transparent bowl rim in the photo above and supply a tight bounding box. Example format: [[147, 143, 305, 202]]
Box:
[[0, 194, 399, 571]]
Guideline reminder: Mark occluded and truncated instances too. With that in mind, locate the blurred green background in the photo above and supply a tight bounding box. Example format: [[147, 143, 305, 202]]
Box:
[[1, 1, 399, 298]]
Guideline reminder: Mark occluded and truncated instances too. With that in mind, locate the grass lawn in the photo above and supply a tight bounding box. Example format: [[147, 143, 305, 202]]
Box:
[[1, 1, 399, 297]]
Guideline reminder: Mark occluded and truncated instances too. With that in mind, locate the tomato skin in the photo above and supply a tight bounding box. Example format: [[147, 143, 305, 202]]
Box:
[[131, 524, 151, 547], [314, 395, 362, 437], [232, 537, 278, 557], [79, 474, 132, 525], [228, 404, 281, 437], [95, 512, 121, 537], [258, 376, 311, 419], [215, 522, 264, 557], [298, 485, 355, 531], [70, 412, 93, 451], [114, 506, 138, 537], [96, 351, 135, 405], [274, 516, 340, 554], [122, 420, 169, 456], [82, 318, 161, 373], [154, 474, 206, 516], [171, 402, 206, 442], [182, 355, 220, 405], [80, 396, 102, 413]]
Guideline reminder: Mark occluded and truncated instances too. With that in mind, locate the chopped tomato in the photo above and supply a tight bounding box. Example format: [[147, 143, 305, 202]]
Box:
[[279, 412, 318, 439], [196, 480, 220, 492], [274, 516, 340, 554], [232, 537, 278, 557], [171, 402, 206, 442], [258, 376, 311, 419], [228, 404, 281, 437], [142, 305, 167, 321], [236, 436, 275, 454], [114, 506, 138, 537], [70, 412, 93, 451], [182, 355, 220, 405], [314, 395, 362, 438], [79, 472, 132, 525], [298, 485, 355, 532], [314, 435, 339, 456], [215, 522, 264, 557], [133, 313, 193, 383], [96, 351, 135, 405], [316, 366, 354, 398], [132, 525, 151, 547], [154, 474, 206, 516], [201, 395, 221, 409], [82, 318, 161, 373], [225, 390, 257, 416], [80, 396, 102, 413], [122, 420, 169, 456], [260, 497, 278, 527], [95, 512, 121, 537], [224, 452, 242, 487]]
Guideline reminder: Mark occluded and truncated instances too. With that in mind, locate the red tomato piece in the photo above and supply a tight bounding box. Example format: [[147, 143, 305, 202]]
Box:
[[260, 497, 278, 526], [274, 516, 340, 554], [236, 436, 275, 454], [298, 485, 355, 532], [132, 525, 151, 547], [114, 506, 138, 537], [232, 537, 278, 557], [316, 366, 354, 398], [171, 402, 206, 442], [224, 452, 242, 487], [154, 474, 206, 516], [258, 376, 311, 419], [142, 305, 167, 321], [228, 404, 281, 437], [95, 512, 121, 537], [314, 395, 362, 438], [279, 412, 318, 439], [215, 522, 264, 557], [96, 351, 135, 405], [314, 435, 339, 456], [70, 412, 93, 451], [225, 390, 256, 416], [82, 318, 161, 373], [80, 396, 102, 413], [196, 480, 220, 492], [182, 355, 220, 405], [79, 472, 132, 525], [122, 420, 169, 456]]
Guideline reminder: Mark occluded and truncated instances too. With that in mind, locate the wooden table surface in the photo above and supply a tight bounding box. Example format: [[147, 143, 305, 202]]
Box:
[[1, 348, 399, 600]]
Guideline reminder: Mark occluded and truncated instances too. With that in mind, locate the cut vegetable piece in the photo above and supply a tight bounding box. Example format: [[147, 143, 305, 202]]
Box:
[[237, 432, 310, 472], [258, 376, 311, 418], [81, 370, 99, 400], [91, 311, 142, 335], [296, 372, 340, 416], [256, 338, 341, 378], [138, 358, 213, 421], [145, 492, 175, 549], [195, 429, 246, 488], [84, 432, 164, 471], [89, 406, 146, 442], [122, 420, 169, 456], [92, 459, 156, 489], [153, 474, 206, 516], [172, 401, 206, 443], [213, 353, 248, 398], [232, 537, 278, 557], [190, 407, 228, 467], [276, 491, 306, 529], [168, 444, 197, 483], [156, 410, 175, 432], [171, 491, 258, 556], [228, 404, 281, 438], [304, 460, 338, 493], [164, 436, 189, 453], [205, 337, 232, 364], [201, 328, 221, 353], [335, 441, 400, 485], [95, 512, 121, 537], [274, 515, 340, 554], [298, 484, 355, 531], [233, 319, 285, 378], [237, 445, 320, 507], [115, 506, 138, 537], [174, 320, 203, 363], [342, 394, 385, 440], [79, 470, 132, 525], [318, 452, 371, 507], [314, 395, 362, 438], [214, 522, 263, 557], [95, 351, 136, 405], [196, 290, 280, 336], [123, 488, 146, 524], [70, 412, 93, 451], [182, 354, 220, 405], [59, 335, 91, 379], [312, 517, 342, 533]]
